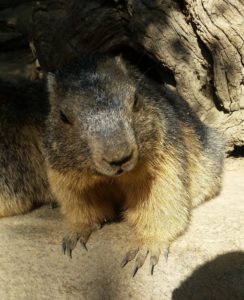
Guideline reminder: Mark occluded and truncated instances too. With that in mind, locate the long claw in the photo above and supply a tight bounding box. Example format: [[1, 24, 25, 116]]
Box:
[[62, 242, 66, 255], [62, 232, 80, 258], [68, 248, 72, 259], [150, 256, 159, 275], [131, 249, 148, 277], [62, 225, 102, 258], [132, 265, 139, 277], [150, 248, 161, 275], [121, 245, 168, 276], [133, 249, 149, 276], [121, 257, 129, 268], [80, 240, 88, 251], [121, 248, 139, 268], [135, 249, 148, 266]]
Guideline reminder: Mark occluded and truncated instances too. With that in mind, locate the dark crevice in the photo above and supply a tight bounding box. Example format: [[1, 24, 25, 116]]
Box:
[[228, 145, 244, 157], [189, 17, 213, 67], [188, 16, 229, 113], [110, 45, 176, 86], [211, 81, 230, 113], [174, 0, 187, 13]]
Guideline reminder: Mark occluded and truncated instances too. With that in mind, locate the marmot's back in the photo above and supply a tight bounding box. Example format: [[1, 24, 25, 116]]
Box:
[[150, 82, 225, 207], [0, 79, 53, 217], [125, 70, 225, 208]]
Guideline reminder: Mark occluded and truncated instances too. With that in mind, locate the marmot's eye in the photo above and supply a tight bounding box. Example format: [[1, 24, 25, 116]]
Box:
[[60, 111, 72, 125]]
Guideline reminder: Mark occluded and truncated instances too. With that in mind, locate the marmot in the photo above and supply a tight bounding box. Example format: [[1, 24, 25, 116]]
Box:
[[0, 79, 54, 217], [43, 55, 225, 275]]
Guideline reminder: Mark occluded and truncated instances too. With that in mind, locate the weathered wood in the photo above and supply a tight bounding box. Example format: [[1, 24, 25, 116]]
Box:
[[1, 0, 244, 152], [188, 0, 244, 111], [186, 0, 244, 150], [0, 1, 38, 80], [31, 0, 244, 152]]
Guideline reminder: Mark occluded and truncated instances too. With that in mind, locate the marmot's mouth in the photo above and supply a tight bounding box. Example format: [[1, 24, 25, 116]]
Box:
[[95, 167, 129, 177], [95, 159, 137, 177], [116, 169, 123, 176], [93, 148, 138, 177]]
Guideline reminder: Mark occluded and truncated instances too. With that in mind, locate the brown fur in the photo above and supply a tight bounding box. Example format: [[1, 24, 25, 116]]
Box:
[[0, 55, 225, 273], [0, 80, 54, 217], [43, 55, 225, 272]]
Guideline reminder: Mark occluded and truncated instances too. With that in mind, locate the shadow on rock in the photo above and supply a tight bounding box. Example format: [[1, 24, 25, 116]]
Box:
[[172, 251, 244, 300]]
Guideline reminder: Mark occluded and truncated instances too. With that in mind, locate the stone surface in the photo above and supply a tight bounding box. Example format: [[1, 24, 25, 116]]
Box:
[[0, 158, 243, 300]]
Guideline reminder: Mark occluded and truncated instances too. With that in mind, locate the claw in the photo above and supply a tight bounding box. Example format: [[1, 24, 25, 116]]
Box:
[[62, 226, 101, 258], [132, 265, 139, 277], [121, 257, 129, 268], [62, 241, 72, 258], [62, 232, 80, 258], [122, 244, 169, 276], [80, 240, 88, 251], [131, 248, 149, 277], [68, 248, 72, 259], [150, 248, 161, 275], [121, 248, 139, 268], [62, 242, 66, 255], [150, 255, 159, 275], [136, 249, 148, 266]]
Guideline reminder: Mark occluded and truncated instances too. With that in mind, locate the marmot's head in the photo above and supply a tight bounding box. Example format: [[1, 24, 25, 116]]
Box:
[[45, 55, 161, 177]]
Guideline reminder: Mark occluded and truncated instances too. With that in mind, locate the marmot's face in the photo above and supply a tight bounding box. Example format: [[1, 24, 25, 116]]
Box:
[[45, 56, 158, 176]]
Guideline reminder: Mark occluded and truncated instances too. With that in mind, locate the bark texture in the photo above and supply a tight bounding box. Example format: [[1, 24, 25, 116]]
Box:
[[1, 0, 244, 152]]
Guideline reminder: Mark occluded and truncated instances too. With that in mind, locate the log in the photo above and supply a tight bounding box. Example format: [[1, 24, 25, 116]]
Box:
[[1, 0, 244, 152]]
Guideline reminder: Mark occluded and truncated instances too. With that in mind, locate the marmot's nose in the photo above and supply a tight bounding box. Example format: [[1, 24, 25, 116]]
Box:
[[95, 146, 138, 176], [107, 150, 134, 168]]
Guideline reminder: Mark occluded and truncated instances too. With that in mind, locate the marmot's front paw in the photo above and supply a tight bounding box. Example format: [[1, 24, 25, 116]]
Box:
[[62, 224, 101, 258], [62, 232, 81, 258], [121, 245, 169, 276]]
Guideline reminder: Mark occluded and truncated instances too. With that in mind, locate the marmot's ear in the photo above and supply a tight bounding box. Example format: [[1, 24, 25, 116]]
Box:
[[114, 55, 128, 75]]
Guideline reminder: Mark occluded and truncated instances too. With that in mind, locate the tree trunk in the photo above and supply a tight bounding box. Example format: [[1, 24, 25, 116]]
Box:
[[1, 0, 244, 152]]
